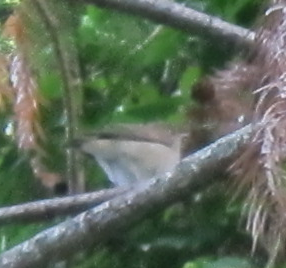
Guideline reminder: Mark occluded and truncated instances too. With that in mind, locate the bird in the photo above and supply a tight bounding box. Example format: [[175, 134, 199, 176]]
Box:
[[72, 123, 186, 186]]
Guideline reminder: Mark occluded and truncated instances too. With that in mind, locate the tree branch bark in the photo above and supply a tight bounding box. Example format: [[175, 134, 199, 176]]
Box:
[[0, 124, 253, 268], [69, 0, 255, 47], [0, 187, 129, 225]]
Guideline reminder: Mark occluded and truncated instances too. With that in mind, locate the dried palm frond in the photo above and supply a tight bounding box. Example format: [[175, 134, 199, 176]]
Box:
[[1, 12, 65, 192], [3, 12, 43, 151], [232, 0, 286, 264], [187, 0, 286, 264], [186, 61, 258, 155]]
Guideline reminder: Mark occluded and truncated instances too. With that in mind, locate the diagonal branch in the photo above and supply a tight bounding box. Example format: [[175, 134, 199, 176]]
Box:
[[0, 124, 253, 268], [69, 0, 255, 47]]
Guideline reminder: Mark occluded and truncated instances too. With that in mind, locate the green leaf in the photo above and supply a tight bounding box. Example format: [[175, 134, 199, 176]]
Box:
[[38, 72, 62, 99], [140, 29, 186, 66], [179, 66, 201, 99], [183, 257, 254, 268], [205, 257, 254, 268]]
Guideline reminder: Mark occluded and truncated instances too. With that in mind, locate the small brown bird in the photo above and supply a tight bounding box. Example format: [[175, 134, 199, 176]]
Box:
[[73, 124, 186, 186]]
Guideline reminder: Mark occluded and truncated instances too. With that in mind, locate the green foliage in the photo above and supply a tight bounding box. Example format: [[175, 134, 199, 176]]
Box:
[[191, 0, 261, 25], [0, 1, 14, 24], [182, 257, 254, 268]]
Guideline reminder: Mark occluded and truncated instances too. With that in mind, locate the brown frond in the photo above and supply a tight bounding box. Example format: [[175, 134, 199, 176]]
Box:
[[232, 0, 286, 263], [2, 12, 43, 151], [30, 157, 67, 195], [10, 53, 42, 151], [2, 13, 25, 43], [186, 1, 286, 264], [0, 11, 66, 191], [185, 61, 257, 155]]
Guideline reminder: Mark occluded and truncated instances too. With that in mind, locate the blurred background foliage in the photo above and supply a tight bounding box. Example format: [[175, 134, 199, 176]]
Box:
[[0, 0, 274, 267]]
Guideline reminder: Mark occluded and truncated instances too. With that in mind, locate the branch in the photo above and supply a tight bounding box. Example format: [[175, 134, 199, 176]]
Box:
[[0, 187, 129, 225], [0, 124, 253, 268], [69, 0, 255, 47], [32, 0, 84, 193]]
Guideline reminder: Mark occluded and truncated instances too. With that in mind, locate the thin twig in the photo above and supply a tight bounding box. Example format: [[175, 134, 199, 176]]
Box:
[[0, 187, 129, 225]]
